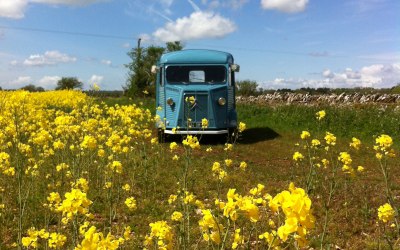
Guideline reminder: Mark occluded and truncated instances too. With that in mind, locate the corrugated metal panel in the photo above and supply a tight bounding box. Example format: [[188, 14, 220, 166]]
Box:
[[165, 87, 181, 127], [183, 92, 209, 128], [227, 87, 234, 111]]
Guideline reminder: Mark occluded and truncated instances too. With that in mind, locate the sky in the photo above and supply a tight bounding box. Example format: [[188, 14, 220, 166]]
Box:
[[0, 0, 399, 90]]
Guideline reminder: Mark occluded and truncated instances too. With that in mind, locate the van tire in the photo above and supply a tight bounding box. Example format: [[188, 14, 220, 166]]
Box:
[[157, 129, 165, 143]]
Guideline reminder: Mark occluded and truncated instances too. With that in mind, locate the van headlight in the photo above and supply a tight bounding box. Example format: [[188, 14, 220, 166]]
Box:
[[218, 97, 226, 106], [166, 98, 174, 106]]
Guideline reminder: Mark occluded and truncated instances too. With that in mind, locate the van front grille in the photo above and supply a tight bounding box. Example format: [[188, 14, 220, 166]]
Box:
[[183, 92, 208, 128]]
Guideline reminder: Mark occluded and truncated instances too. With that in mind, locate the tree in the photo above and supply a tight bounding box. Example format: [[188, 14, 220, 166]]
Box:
[[20, 84, 45, 92], [55, 77, 83, 90], [236, 80, 259, 96], [166, 41, 183, 52], [125, 41, 183, 97]]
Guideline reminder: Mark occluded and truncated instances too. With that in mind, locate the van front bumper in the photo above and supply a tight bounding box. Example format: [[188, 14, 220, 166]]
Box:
[[164, 129, 228, 135]]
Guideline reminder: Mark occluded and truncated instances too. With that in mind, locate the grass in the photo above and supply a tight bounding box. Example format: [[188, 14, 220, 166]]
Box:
[[238, 103, 400, 142]]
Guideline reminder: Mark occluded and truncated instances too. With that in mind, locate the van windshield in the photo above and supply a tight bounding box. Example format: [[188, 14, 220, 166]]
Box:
[[166, 65, 226, 84]]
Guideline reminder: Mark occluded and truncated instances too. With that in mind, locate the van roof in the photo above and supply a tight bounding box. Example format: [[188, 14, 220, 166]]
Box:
[[159, 49, 234, 64]]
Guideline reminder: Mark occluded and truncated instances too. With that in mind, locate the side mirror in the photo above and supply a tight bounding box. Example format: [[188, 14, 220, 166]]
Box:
[[231, 64, 240, 72], [151, 65, 159, 74]]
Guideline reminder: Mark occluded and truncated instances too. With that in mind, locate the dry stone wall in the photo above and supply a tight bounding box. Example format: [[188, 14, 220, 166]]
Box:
[[236, 93, 400, 105]]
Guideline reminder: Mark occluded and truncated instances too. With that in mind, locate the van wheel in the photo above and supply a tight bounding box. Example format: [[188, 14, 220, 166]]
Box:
[[157, 129, 165, 143], [227, 128, 236, 143]]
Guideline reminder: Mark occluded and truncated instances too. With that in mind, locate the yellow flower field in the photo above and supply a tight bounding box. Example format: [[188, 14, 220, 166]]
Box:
[[0, 90, 399, 249]]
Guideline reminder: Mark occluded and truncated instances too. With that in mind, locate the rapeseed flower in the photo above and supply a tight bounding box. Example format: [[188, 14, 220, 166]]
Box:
[[48, 232, 67, 249], [169, 142, 178, 151], [350, 137, 361, 150], [378, 203, 395, 223], [125, 197, 137, 210], [182, 135, 200, 149], [171, 211, 183, 222], [293, 152, 304, 161], [238, 122, 246, 133], [144, 221, 174, 250], [185, 96, 196, 104], [316, 110, 326, 120], [375, 134, 393, 151], [201, 118, 208, 128], [324, 132, 336, 146], [338, 152, 352, 165], [239, 161, 247, 171], [300, 131, 310, 140], [122, 184, 131, 191]]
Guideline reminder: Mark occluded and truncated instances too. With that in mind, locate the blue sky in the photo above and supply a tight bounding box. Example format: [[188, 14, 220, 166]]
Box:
[[0, 0, 399, 90]]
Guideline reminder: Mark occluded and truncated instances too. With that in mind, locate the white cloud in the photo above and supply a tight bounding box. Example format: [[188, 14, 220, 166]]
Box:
[[22, 50, 77, 67], [152, 11, 236, 42], [38, 76, 61, 89], [30, 0, 107, 6], [0, 0, 27, 19], [0, 0, 105, 19], [322, 64, 400, 88], [101, 59, 112, 66], [258, 63, 400, 90], [122, 43, 131, 48], [261, 0, 308, 13], [202, 0, 248, 9], [4, 76, 32, 89], [88, 75, 104, 85]]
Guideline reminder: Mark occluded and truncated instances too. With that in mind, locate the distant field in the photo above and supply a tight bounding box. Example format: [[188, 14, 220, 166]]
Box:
[[1, 91, 399, 249]]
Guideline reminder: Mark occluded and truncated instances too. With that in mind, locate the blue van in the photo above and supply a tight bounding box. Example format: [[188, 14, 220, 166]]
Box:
[[153, 49, 240, 140]]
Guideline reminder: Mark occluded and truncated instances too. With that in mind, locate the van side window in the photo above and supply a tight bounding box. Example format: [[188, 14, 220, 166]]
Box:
[[160, 67, 164, 86]]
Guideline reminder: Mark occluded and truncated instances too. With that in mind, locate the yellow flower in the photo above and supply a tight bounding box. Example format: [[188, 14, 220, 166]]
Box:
[[185, 96, 196, 104], [48, 232, 67, 249], [224, 143, 233, 151], [338, 152, 352, 165], [206, 147, 212, 152], [311, 139, 320, 147], [375, 134, 393, 151], [225, 159, 233, 167], [104, 182, 112, 189], [145, 221, 174, 250], [57, 188, 92, 223], [350, 137, 361, 150], [300, 131, 310, 140], [324, 132, 336, 146], [122, 184, 131, 191], [110, 161, 123, 173], [239, 161, 247, 171], [125, 197, 137, 210], [171, 211, 183, 221], [169, 142, 178, 151], [172, 155, 179, 161], [293, 152, 304, 161], [321, 159, 330, 168], [80, 135, 97, 149], [378, 203, 395, 223], [201, 118, 208, 128], [316, 110, 326, 120], [168, 194, 177, 204], [182, 135, 200, 149], [238, 122, 246, 133], [357, 166, 364, 172]]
